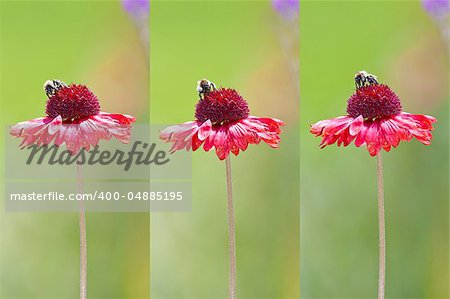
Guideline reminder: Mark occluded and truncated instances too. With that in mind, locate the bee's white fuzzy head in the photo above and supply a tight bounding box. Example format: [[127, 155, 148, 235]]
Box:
[[355, 70, 368, 78], [43, 79, 67, 98]]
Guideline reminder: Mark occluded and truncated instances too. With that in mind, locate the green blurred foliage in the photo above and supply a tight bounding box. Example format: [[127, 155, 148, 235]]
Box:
[[1, 0, 447, 299], [301, 1, 448, 298], [1, 1, 149, 298], [150, 1, 299, 299]]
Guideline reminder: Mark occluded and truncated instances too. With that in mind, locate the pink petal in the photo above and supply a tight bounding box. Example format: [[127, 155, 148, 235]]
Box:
[[349, 115, 364, 136], [160, 115, 284, 160], [311, 111, 436, 156], [198, 120, 212, 140], [10, 112, 135, 155], [159, 121, 202, 153]]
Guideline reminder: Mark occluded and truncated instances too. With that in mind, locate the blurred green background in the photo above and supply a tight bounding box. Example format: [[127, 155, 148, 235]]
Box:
[[0, 1, 149, 298], [0, 0, 300, 298], [1, 0, 449, 299], [150, 1, 299, 299], [300, 1, 448, 299]]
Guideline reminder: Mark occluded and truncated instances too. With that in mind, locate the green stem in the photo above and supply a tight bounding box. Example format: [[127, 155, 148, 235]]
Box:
[[225, 156, 236, 299], [376, 152, 385, 299], [77, 162, 87, 299]]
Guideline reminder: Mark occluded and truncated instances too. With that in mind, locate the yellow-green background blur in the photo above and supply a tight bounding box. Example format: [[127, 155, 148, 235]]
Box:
[[0, 0, 448, 299], [0, 1, 149, 298], [301, 1, 448, 298], [0, 0, 300, 298], [150, 1, 299, 298]]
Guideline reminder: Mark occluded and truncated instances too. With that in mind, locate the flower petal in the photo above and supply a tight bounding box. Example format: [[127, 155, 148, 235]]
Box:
[[160, 116, 285, 160], [10, 112, 136, 155], [310, 112, 436, 156], [159, 121, 201, 153]]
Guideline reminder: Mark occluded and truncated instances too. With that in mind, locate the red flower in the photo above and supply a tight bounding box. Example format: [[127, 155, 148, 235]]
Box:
[[310, 72, 436, 156], [10, 80, 136, 154], [160, 80, 284, 160]]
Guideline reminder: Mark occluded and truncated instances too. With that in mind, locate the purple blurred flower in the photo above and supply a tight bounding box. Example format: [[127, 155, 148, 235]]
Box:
[[422, 0, 449, 21], [122, 0, 149, 20], [272, 0, 299, 20], [122, 0, 149, 55]]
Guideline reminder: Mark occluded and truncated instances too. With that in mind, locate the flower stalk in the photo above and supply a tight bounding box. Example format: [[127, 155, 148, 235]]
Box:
[[376, 152, 385, 299], [160, 80, 284, 298], [310, 72, 436, 297], [9, 80, 136, 299], [77, 162, 87, 299], [225, 156, 236, 299]]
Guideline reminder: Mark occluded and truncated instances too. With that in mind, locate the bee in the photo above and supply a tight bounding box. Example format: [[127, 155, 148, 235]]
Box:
[[354, 71, 378, 89], [44, 79, 67, 98], [196, 79, 216, 99]]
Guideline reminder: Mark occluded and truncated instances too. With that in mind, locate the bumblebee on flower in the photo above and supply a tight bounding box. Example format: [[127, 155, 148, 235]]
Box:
[[311, 71, 436, 156], [310, 71, 437, 299], [160, 79, 285, 298], [9, 79, 136, 299], [160, 79, 285, 160], [10, 79, 136, 154]]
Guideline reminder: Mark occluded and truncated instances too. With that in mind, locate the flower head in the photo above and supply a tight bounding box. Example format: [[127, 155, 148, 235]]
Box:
[[122, 0, 149, 20], [45, 84, 101, 122], [272, 0, 299, 20], [195, 88, 250, 124], [160, 79, 285, 160], [310, 71, 436, 156], [10, 80, 136, 154], [346, 84, 402, 120], [422, 0, 449, 21]]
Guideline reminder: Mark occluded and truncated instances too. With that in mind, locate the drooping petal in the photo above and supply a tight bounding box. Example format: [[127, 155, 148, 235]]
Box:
[[213, 126, 230, 160], [10, 112, 136, 155], [159, 121, 202, 153], [89, 112, 136, 144], [365, 120, 382, 156], [192, 120, 213, 151], [310, 116, 355, 148], [160, 116, 285, 160], [198, 120, 212, 140], [10, 116, 59, 149], [390, 113, 436, 146], [218, 116, 285, 159], [349, 115, 364, 136], [310, 112, 437, 156]]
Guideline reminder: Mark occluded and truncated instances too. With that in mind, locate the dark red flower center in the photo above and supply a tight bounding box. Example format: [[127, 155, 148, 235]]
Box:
[[195, 88, 250, 124], [45, 84, 101, 121], [346, 84, 402, 119]]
